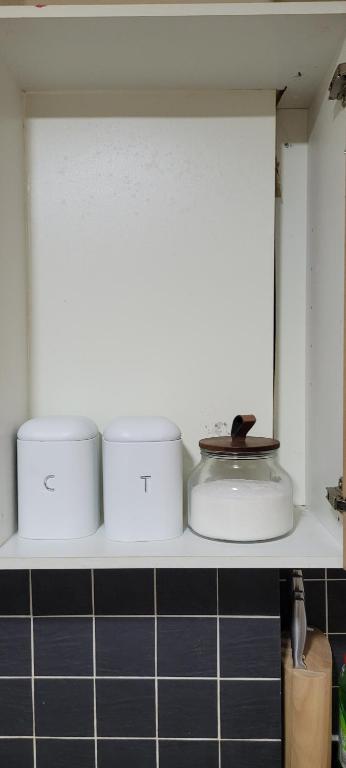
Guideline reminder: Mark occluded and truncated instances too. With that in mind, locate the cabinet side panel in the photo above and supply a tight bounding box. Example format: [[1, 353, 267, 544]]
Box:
[[307, 38, 346, 537], [275, 109, 308, 506], [0, 57, 28, 543]]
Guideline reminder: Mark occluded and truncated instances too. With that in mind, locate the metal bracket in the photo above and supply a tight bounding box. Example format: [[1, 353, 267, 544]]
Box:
[[326, 478, 346, 513], [329, 63, 346, 107]]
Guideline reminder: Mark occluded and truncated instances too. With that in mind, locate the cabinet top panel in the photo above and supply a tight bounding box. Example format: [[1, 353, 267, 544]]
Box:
[[0, 3, 345, 105]]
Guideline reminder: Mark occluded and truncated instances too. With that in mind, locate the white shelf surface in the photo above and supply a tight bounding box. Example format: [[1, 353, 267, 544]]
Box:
[[0, 507, 342, 569], [0, 3, 345, 106]]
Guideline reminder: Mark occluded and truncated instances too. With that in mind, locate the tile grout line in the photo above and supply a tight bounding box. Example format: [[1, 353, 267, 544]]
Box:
[[0, 676, 282, 681], [91, 570, 98, 768], [217, 568, 221, 768], [0, 736, 282, 742], [1, 614, 280, 620], [154, 571, 160, 766], [154, 569, 159, 768], [328, 633, 346, 636], [29, 571, 36, 768]]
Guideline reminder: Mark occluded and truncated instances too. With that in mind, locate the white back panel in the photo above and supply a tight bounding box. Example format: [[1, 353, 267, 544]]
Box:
[[26, 90, 276, 473]]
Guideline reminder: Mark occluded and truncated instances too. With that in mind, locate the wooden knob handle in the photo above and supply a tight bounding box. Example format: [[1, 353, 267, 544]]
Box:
[[231, 414, 256, 440]]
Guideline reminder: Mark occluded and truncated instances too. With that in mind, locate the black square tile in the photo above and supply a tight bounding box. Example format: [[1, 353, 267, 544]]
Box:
[[218, 570, 280, 616], [96, 618, 155, 676], [36, 739, 95, 768], [0, 679, 33, 735], [158, 680, 217, 738], [35, 679, 94, 737], [157, 618, 217, 677], [332, 739, 341, 767], [156, 569, 217, 615], [220, 617, 281, 678], [333, 686, 339, 736], [96, 679, 155, 737], [330, 636, 346, 684], [34, 618, 93, 676], [302, 569, 325, 579], [220, 680, 281, 739], [159, 740, 218, 768], [280, 579, 291, 633], [328, 582, 346, 633], [328, 570, 346, 579], [0, 571, 30, 615], [94, 570, 154, 615], [221, 740, 281, 768], [32, 570, 92, 616], [0, 739, 33, 768], [280, 569, 292, 580], [98, 740, 156, 768], [303, 581, 326, 632], [0, 618, 31, 675]]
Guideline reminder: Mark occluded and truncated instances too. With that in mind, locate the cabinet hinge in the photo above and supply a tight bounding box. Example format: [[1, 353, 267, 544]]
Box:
[[329, 63, 346, 107], [326, 478, 346, 512]]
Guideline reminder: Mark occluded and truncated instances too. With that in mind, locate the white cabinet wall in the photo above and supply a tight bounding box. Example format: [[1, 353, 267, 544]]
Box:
[[0, 3, 345, 567], [26, 90, 276, 471]]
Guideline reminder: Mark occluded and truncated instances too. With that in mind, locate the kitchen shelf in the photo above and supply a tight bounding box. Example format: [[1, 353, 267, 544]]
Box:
[[0, 507, 341, 569], [0, 3, 345, 106]]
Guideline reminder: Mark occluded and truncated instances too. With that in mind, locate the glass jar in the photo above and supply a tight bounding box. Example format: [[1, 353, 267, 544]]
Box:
[[188, 414, 293, 542]]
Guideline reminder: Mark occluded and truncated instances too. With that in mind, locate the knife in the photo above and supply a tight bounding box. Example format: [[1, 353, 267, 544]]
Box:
[[291, 570, 307, 669]]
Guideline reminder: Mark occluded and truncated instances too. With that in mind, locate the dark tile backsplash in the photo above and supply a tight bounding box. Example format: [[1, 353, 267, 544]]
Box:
[[35, 678, 94, 737], [96, 678, 156, 737], [94, 569, 154, 615], [31, 570, 92, 616], [34, 617, 93, 677], [2, 566, 345, 766], [0, 739, 34, 768], [96, 617, 155, 676], [36, 740, 95, 768], [156, 568, 217, 615], [0, 618, 31, 676], [157, 617, 217, 677], [301, 580, 326, 633], [0, 568, 282, 768], [220, 679, 281, 739], [221, 739, 282, 768], [159, 679, 218, 738], [159, 740, 219, 768], [0, 570, 30, 615], [98, 739, 156, 768], [0, 678, 33, 735], [218, 568, 280, 616], [219, 617, 281, 678], [333, 740, 341, 768], [328, 580, 346, 633]]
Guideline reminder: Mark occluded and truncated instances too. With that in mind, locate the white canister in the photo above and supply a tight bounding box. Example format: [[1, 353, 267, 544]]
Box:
[[17, 416, 100, 539], [103, 417, 183, 541]]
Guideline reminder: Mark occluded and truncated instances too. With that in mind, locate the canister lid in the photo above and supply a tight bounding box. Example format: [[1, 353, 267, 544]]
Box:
[[103, 417, 181, 443], [199, 414, 280, 454], [17, 416, 98, 442]]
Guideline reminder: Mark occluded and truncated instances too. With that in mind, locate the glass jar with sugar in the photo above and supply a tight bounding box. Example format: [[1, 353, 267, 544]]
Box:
[[188, 414, 293, 542]]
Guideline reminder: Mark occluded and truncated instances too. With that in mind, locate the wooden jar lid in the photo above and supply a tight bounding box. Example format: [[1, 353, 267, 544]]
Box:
[[199, 414, 280, 454]]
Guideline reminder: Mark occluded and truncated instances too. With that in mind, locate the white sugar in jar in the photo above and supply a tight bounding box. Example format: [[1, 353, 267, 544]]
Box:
[[188, 414, 294, 543], [190, 479, 293, 542]]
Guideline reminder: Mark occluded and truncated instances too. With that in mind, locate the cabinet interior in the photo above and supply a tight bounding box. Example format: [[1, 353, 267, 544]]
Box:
[[0, 3, 345, 564]]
